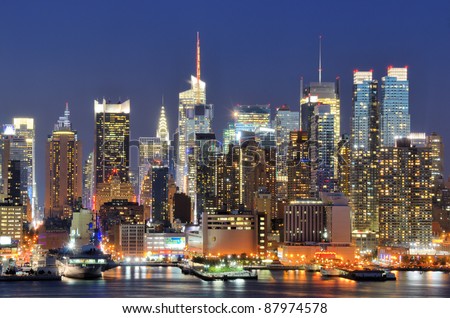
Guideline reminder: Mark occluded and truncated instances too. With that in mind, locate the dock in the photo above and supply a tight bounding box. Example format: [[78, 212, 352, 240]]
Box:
[[119, 262, 179, 267], [190, 268, 257, 281], [179, 263, 257, 281], [0, 275, 62, 282]]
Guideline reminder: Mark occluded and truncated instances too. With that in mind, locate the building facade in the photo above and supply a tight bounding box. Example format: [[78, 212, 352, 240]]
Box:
[[380, 66, 410, 147], [45, 104, 82, 218]]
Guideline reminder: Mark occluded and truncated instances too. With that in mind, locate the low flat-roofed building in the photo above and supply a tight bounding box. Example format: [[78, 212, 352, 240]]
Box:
[[145, 231, 186, 260], [120, 223, 145, 258], [187, 211, 258, 256]]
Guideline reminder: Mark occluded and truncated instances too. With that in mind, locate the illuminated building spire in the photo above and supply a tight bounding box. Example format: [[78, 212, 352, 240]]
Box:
[[319, 35, 322, 83], [157, 103, 169, 143], [196, 31, 201, 104], [55, 102, 72, 131]]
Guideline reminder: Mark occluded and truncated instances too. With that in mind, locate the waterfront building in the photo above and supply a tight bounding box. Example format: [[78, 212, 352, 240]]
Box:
[[45, 104, 82, 218], [282, 192, 354, 263], [94, 99, 130, 188], [349, 70, 380, 252], [120, 223, 145, 258], [187, 211, 258, 256], [284, 193, 351, 244], [144, 232, 186, 261], [378, 138, 432, 248], [380, 66, 410, 147]]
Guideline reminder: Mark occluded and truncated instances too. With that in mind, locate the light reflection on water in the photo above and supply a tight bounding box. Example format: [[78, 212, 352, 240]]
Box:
[[1, 267, 449, 298]]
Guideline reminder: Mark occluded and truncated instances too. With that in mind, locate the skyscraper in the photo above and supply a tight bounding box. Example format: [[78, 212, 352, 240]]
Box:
[[157, 104, 170, 167], [380, 66, 410, 147], [310, 104, 336, 193], [176, 33, 206, 192], [151, 165, 169, 223], [287, 130, 311, 202], [300, 80, 340, 143], [349, 70, 379, 251], [274, 105, 299, 199], [11, 118, 36, 222], [234, 104, 271, 141], [45, 104, 82, 218], [300, 74, 340, 196], [94, 99, 130, 187], [426, 132, 444, 188], [378, 138, 432, 248], [189, 133, 217, 221], [82, 152, 95, 210]]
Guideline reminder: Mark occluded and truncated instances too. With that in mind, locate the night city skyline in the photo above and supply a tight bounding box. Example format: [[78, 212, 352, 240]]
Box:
[[2, 1, 450, 306], [1, 0, 450, 204]]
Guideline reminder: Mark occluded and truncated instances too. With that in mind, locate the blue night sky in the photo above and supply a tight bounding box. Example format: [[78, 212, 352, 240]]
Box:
[[0, 0, 449, 204]]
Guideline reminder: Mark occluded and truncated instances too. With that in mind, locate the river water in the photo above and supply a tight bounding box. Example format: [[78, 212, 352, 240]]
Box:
[[1, 266, 449, 298]]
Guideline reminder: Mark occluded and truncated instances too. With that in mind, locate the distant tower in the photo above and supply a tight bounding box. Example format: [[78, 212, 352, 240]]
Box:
[[176, 33, 207, 193], [157, 104, 169, 143], [380, 66, 410, 146], [157, 103, 170, 167], [350, 70, 380, 252], [45, 103, 82, 218], [94, 99, 130, 187], [12, 118, 36, 222]]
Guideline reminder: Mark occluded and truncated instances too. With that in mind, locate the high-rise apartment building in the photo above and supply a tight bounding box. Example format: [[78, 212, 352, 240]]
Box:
[[378, 138, 432, 248], [45, 104, 82, 218], [380, 66, 410, 147], [349, 70, 380, 251]]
